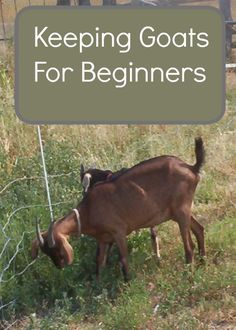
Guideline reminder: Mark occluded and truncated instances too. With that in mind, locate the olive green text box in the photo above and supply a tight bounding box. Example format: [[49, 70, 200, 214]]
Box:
[[15, 7, 225, 124]]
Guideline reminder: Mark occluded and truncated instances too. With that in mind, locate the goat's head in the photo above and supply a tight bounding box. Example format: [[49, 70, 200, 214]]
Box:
[[80, 164, 113, 195], [31, 219, 73, 269]]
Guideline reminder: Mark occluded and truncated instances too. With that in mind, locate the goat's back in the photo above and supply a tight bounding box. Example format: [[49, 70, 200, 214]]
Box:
[[80, 155, 200, 236]]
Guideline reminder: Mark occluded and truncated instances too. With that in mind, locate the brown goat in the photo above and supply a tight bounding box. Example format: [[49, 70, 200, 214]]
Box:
[[80, 165, 161, 263], [31, 138, 205, 281]]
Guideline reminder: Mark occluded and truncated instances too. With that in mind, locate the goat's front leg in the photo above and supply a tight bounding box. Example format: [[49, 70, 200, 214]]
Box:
[[96, 242, 107, 281], [114, 233, 129, 282], [150, 227, 161, 260]]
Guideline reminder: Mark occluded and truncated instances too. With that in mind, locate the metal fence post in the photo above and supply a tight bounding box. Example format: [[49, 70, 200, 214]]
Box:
[[37, 126, 54, 223], [0, 0, 6, 41], [219, 0, 232, 57], [14, 0, 17, 14]]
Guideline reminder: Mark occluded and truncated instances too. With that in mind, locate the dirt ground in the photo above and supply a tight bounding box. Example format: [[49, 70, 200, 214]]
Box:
[[226, 70, 236, 89]]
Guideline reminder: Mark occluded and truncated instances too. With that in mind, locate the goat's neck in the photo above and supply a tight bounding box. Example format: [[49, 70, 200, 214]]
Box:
[[54, 208, 89, 238], [54, 213, 81, 238]]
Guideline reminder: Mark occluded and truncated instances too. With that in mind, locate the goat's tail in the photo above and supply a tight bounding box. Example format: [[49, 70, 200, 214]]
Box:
[[192, 137, 205, 173]]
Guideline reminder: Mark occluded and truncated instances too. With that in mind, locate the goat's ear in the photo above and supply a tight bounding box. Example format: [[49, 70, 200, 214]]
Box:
[[80, 164, 85, 178], [82, 173, 91, 192], [60, 236, 74, 265], [31, 239, 39, 260]]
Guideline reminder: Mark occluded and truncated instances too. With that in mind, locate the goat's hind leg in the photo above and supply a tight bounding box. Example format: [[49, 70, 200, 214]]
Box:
[[190, 216, 205, 258], [96, 242, 107, 281], [188, 230, 195, 252], [175, 211, 194, 264], [103, 242, 113, 265], [114, 233, 129, 282], [150, 227, 161, 261]]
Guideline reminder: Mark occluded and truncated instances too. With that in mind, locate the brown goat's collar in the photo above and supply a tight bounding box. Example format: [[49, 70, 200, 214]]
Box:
[[73, 208, 81, 237]]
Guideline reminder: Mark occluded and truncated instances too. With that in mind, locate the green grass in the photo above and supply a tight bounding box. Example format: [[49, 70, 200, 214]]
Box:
[[0, 45, 236, 329], [15, 218, 236, 330]]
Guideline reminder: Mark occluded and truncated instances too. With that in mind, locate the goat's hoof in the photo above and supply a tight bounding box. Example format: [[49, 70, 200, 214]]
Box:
[[199, 255, 207, 265], [183, 263, 194, 274], [124, 275, 130, 283], [156, 257, 161, 266]]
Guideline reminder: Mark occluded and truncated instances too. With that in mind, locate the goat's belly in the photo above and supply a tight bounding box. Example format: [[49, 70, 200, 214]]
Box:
[[93, 232, 115, 244], [125, 210, 169, 235]]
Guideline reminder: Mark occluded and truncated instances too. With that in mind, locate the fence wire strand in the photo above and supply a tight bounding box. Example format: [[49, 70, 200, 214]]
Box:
[[0, 171, 76, 195]]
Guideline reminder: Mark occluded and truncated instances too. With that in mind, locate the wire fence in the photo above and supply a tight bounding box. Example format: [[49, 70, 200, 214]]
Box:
[[0, 0, 80, 41], [0, 169, 78, 325]]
